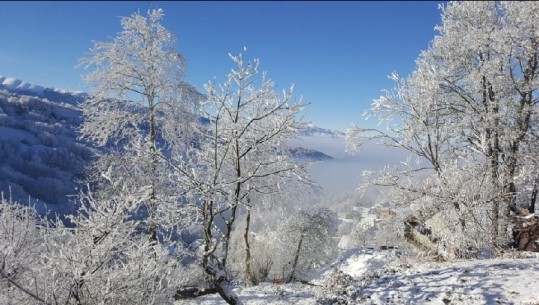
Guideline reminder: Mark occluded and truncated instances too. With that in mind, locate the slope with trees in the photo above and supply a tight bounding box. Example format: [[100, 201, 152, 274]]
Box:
[[348, 1, 539, 256], [0, 89, 92, 212]]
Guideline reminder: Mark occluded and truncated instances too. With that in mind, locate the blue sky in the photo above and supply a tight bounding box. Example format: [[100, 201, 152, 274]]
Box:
[[0, 1, 444, 131]]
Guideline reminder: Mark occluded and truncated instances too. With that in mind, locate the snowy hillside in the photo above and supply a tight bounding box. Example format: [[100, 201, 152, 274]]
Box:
[[0, 79, 93, 214]]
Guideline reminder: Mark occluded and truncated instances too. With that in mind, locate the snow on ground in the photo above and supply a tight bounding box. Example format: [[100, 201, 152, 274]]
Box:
[[311, 247, 394, 282], [176, 249, 539, 305], [352, 253, 539, 305], [176, 282, 319, 305], [173, 275, 319, 303]]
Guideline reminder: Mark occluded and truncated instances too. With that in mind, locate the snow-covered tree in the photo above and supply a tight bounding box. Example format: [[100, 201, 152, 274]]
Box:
[[43, 187, 183, 304], [225, 189, 318, 285], [0, 185, 184, 305], [279, 208, 338, 282], [175, 51, 313, 303], [79, 8, 200, 241], [0, 194, 45, 305], [348, 1, 539, 253]]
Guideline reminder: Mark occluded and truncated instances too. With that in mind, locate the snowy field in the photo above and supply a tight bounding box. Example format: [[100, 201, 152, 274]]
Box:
[[176, 249, 539, 305]]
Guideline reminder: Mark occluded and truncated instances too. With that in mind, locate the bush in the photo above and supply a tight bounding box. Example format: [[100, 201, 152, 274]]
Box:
[[322, 269, 354, 294]]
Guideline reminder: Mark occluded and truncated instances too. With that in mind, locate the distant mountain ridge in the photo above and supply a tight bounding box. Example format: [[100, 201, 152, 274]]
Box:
[[287, 146, 333, 161], [299, 123, 345, 138], [0, 75, 338, 211], [0, 76, 88, 105]]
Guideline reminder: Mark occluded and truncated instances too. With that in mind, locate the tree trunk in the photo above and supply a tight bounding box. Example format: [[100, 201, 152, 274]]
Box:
[[148, 95, 158, 243], [243, 207, 254, 286], [483, 76, 504, 248], [288, 234, 304, 282], [174, 287, 219, 299], [214, 278, 243, 305], [202, 255, 243, 305], [531, 177, 538, 214], [222, 204, 237, 269]]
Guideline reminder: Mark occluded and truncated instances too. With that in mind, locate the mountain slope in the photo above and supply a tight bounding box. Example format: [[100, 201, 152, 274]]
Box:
[[0, 79, 93, 214]]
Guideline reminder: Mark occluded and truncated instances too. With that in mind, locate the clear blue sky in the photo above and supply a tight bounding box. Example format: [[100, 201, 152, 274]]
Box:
[[0, 1, 444, 131]]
